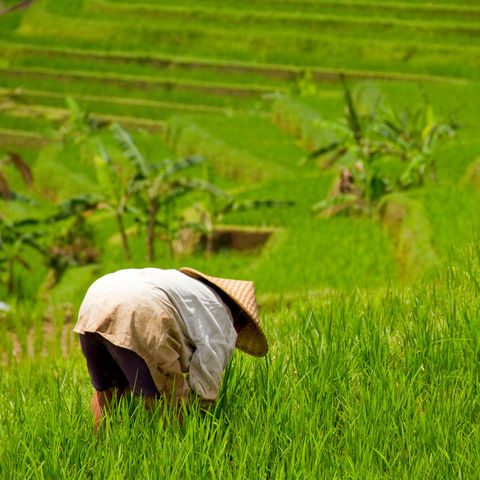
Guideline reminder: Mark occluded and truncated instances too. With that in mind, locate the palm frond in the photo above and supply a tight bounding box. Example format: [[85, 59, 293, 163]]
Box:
[[6, 191, 39, 205], [65, 95, 84, 120], [162, 186, 190, 203], [341, 75, 363, 145], [176, 177, 230, 199], [163, 155, 207, 177], [305, 141, 342, 162], [10, 218, 42, 229], [46, 194, 102, 223], [124, 204, 146, 223], [111, 123, 149, 178], [312, 194, 358, 213], [228, 199, 295, 213], [20, 233, 47, 255], [94, 143, 122, 205]]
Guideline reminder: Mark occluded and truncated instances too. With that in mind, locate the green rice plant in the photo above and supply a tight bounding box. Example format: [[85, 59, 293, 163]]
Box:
[[0, 64, 279, 100], [46, 308, 64, 358], [32, 311, 44, 357], [0, 41, 472, 93], [0, 313, 9, 362], [1, 329, 14, 366], [110, 0, 480, 23], [165, 117, 273, 181], [421, 185, 480, 258], [4, 248, 480, 476], [55, 0, 480, 49], [461, 156, 480, 191], [10, 307, 28, 360], [379, 192, 438, 280], [46, 264, 98, 310], [271, 95, 341, 153], [0, 112, 57, 134], [13, 1, 480, 80], [221, 172, 335, 227], [0, 45, 293, 89], [189, 113, 308, 173], [0, 69, 258, 111], [32, 143, 98, 201], [255, 213, 397, 292]]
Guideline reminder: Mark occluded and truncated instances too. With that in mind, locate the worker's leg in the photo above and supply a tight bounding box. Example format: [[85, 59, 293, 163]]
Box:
[[79, 332, 165, 427], [104, 339, 188, 426], [90, 385, 132, 431], [101, 340, 160, 398], [79, 333, 131, 431], [79, 332, 185, 428]]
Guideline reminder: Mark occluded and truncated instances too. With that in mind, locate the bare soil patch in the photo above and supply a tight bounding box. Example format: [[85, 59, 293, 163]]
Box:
[[173, 225, 279, 257], [206, 225, 277, 252]]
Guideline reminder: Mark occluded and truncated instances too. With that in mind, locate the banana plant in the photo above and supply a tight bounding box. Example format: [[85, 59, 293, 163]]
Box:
[[111, 123, 218, 261], [1, 194, 103, 293], [309, 78, 456, 216], [377, 103, 456, 188], [43, 194, 102, 284], [0, 218, 45, 294], [94, 141, 133, 259], [56, 96, 107, 145], [0, 153, 40, 293]]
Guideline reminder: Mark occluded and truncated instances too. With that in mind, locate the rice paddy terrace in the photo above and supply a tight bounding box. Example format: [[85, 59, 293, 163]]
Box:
[[4, 4, 480, 477], [1, 0, 480, 292]]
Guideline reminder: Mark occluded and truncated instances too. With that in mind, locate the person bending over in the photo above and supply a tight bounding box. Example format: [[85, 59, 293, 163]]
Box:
[[74, 267, 268, 430]]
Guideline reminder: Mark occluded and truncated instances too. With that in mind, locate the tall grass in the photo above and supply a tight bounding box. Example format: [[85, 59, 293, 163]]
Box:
[[2, 248, 480, 477]]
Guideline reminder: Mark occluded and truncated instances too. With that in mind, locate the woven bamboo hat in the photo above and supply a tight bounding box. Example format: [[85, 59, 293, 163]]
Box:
[[179, 267, 268, 357]]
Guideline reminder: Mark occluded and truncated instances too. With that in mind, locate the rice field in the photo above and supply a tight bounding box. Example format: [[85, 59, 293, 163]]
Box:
[[2, 0, 480, 477], [3, 256, 480, 478]]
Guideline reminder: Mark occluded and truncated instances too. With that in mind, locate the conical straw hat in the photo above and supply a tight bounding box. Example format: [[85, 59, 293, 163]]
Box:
[[179, 267, 268, 357]]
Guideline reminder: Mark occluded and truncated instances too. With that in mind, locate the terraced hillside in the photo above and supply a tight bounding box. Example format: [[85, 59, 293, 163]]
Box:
[[1, 0, 480, 294], [4, 4, 480, 477]]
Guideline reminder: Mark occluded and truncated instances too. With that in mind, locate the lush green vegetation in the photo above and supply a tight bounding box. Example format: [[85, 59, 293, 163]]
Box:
[[2, 0, 480, 477]]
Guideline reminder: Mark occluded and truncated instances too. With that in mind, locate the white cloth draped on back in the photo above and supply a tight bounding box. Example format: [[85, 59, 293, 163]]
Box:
[[74, 268, 237, 402]]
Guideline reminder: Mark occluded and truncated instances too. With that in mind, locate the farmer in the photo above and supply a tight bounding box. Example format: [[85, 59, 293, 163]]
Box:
[[74, 267, 268, 430]]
